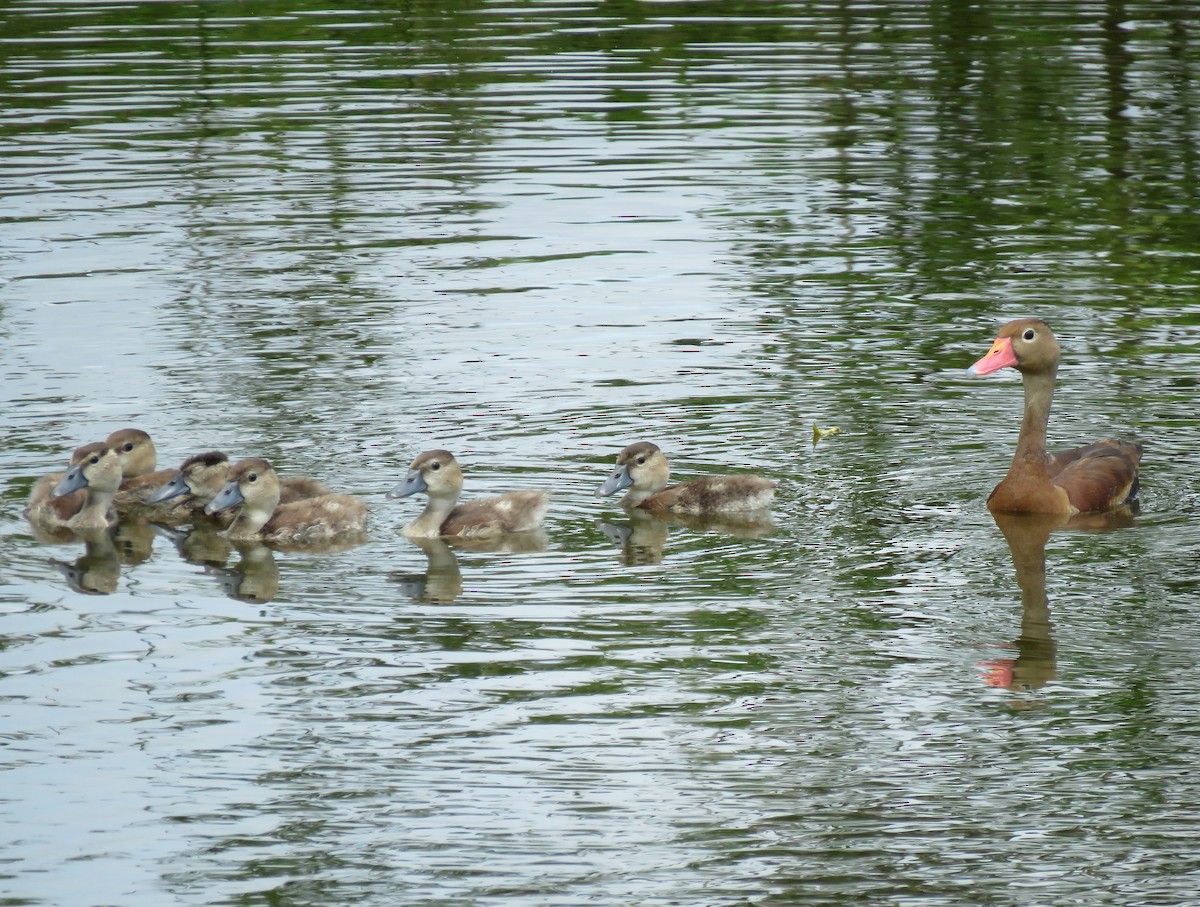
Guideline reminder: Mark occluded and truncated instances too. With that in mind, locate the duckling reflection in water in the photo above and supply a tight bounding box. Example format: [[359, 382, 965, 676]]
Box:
[[112, 517, 156, 565], [390, 530, 548, 603], [597, 511, 671, 566], [49, 526, 122, 595], [213, 542, 280, 603], [597, 441, 775, 514], [149, 521, 275, 601], [598, 506, 775, 567], [149, 450, 332, 520], [205, 458, 368, 547], [152, 522, 233, 568], [388, 449, 549, 540], [391, 538, 464, 603]]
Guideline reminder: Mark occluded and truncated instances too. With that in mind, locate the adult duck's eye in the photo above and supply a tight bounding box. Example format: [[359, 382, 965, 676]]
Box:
[[1022, 328, 1035, 341]]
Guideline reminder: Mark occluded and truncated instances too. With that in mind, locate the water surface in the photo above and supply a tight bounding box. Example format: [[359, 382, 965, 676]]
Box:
[[3, 2, 1200, 905]]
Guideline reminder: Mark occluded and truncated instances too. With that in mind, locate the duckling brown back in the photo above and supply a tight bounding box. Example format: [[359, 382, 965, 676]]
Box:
[[602, 440, 776, 514], [226, 458, 367, 544], [442, 490, 549, 540], [639, 475, 776, 515], [264, 493, 369, 543]]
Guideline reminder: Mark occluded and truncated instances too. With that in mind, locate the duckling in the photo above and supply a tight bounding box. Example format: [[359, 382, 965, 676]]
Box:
[[205, 457, 368, 545], [25, 428, 160, 525], [597, 441, 775, 514], [25, 443, 91, 527], [105, 428, 182, 515], [106, 428, 158, 478], [145, 451, 230, 520], [149, 451, 332, 513], [388, 449, 549, 540], [48, 442, 124, 531]]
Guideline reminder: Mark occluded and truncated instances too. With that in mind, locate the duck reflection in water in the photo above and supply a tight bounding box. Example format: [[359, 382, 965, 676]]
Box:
[[982, 509, 1136, 695], [112, 517, 156, 565], [597, 510, 671, 566], [153, 522, 234, 568], [390, 531, 547, 603], [598, 505, 776, 567], [212, 542, 281, 603], [45, 517, 159, 595], [391, 538, 464, 603], [49, 526, 122, 595]]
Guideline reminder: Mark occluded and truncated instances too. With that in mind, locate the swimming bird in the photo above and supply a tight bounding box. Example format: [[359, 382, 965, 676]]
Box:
[[596, 441, 775, 514], [149, 451, 331, 514], [967, 318, 1142, 514], [48, 442, 124, 531], [104, 428, 184, 518], [204, 457, 367, 544], [25, 444, 92, 527], [388, 449, 549, 540]]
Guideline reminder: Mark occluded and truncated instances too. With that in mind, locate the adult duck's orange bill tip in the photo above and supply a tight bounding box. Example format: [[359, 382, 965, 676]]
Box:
[[968, 337, 1018, 377]]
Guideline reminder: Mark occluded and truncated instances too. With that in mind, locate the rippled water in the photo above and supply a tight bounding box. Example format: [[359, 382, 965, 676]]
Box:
[[4, 2, 1200, 905]]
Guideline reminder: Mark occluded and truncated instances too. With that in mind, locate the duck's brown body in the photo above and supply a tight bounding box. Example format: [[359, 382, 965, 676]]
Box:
[[26, 462, 85, 527], [389, 449, 549, 540], [25, 427, 154, 525], [597, 441, 775, 514], [40, 442, 124, 531], [149, 450, 332, 522], [968, 318, 1142, 515], [205, 458, 367, 545], [102, 428, 182, 519]]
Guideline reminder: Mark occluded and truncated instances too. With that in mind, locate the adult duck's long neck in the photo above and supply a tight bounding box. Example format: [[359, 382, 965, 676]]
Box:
[[1010, 366, 1057, 475]]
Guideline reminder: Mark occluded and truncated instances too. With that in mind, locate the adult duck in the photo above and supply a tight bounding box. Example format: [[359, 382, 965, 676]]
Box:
[[388, 449, 549, 540], [205, 458, 367, 545], [596, 441, 775, 514], [967, 318, 1142, 514]]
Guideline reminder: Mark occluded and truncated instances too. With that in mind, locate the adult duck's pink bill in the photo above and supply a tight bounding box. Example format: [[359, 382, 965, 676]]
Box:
[[967, 335, 1019, 376]]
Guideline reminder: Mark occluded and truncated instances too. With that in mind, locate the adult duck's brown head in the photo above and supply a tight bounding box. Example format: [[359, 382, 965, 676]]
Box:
[[967, 318, 1060, 378]]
